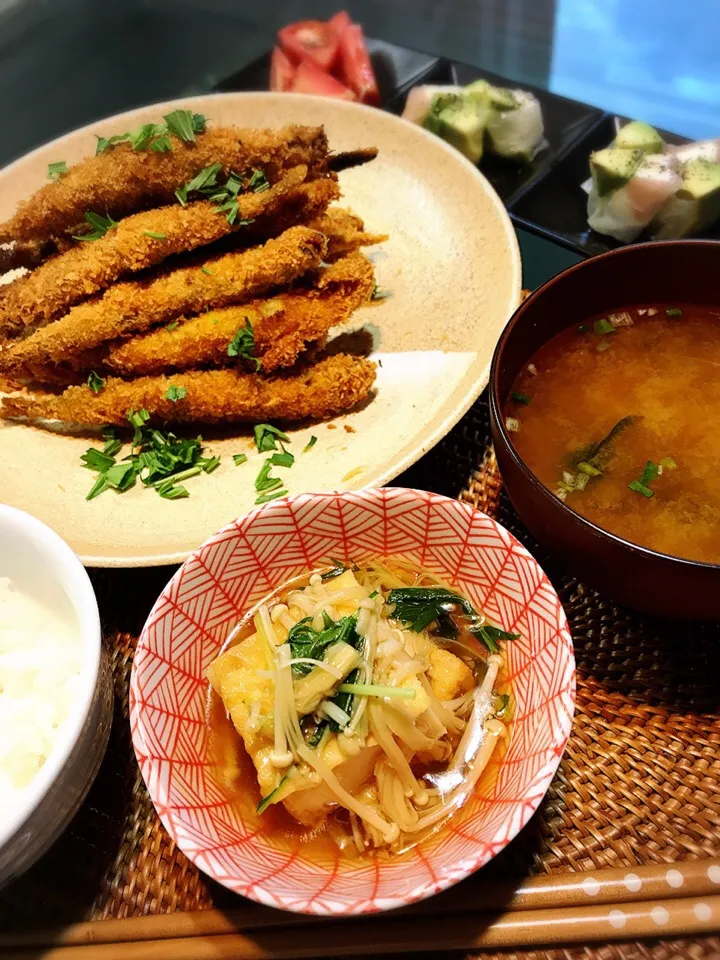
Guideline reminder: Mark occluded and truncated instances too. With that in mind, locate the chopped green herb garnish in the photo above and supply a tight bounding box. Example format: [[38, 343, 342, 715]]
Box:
[[232, 453, 248, 466], [572, 416, 639, 473], [175, 163, 223, 204], [254, 423, 290, 453], [288, 613, 361, 675], [227, 321, 260, 369], [201, 266, 214, 276], [269, 451, 294, 468], [164, 109, 202, 143], [577, 461, 602, 477], [596, 340, 612, 353], [87, 371, 105, 394], [388, 587, 519, 654], [254, 460, 282, 493], [165, 384, 187, 403], [665, 307, 683, 317], [511, 392, 531, 405], [143, 230, 166, 239], [95, 113, 205, 155], [82, 409, 218, 501], [660, 456, 677, 471], [303, 436, 317, 452], [594, 318, 615, 335], [73, 210, 118, 242], [255, 489, 287, 504], [167, 321, 179, 331], [47, 160, 68, 181], [247, 168, 270, 193]]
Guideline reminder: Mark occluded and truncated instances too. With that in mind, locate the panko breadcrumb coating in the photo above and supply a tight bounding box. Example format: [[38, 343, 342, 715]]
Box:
[[0, 125, 330, 244], [0, 227, 327, 370], [102, 251, 375, 375], [0, 166, 312, 337], [0, 354, 376, 425], [308, 207, 387, 261]]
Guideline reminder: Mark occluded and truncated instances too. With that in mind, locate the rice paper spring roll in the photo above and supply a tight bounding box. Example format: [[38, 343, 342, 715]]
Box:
[[587, 150, 682, 243], [669, 139, 720, 165], [466, 80, 545, 162], [651, 157, 720, 239]]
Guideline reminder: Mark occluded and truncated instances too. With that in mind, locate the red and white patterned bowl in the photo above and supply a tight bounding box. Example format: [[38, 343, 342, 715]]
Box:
[[130, 488, 575, 915]]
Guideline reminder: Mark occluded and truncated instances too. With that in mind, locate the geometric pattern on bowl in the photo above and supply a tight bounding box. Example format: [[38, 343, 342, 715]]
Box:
[[130, 487, 575, 915]]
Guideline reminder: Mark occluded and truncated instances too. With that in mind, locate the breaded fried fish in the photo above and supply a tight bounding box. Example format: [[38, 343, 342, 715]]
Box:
[[0, 354, 376, 425], [0, 227, 327, 370], [308, 207, 387, 261], [0, 166, 312, 337], [102, 252, 375, 375], [0, 125, 329, 245]]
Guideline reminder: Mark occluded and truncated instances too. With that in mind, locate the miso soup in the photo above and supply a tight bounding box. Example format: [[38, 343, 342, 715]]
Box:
[[506, 304, 720, 564]]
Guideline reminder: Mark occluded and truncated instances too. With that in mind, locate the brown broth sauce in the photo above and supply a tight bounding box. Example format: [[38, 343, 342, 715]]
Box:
[[507, 304, 720, 563], [205, 564, 510, 862]]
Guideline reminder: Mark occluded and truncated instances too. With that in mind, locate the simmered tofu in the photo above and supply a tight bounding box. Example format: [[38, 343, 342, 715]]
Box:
[[428, 648, 474, 701]]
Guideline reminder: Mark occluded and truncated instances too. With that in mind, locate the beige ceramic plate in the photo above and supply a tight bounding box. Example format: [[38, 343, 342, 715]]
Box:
[[0, 93, 521, 566]]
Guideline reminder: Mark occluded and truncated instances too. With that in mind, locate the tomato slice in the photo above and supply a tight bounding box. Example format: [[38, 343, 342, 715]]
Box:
[[270, 45, 295, 93], [291, 60, 356, 100], [328, 10, 352, 38], [337, 23, 379, 105], [278, 20, 339, 71]]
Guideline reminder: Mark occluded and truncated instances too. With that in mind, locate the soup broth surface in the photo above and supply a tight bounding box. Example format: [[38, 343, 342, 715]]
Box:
[[507, 304, 720, 563]]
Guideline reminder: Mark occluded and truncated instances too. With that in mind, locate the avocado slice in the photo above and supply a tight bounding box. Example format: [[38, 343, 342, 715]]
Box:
[[652, 158, 720, 238], [590, 148, 644, 197], [465, 79, 519, 112], [424, 94, 486, 164], [613, 120, 664, 154]]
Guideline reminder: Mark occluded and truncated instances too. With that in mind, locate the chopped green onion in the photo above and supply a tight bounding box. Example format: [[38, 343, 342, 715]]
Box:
[[660, 456, 677, 471], [596, 340, 612, 352], [574, 473, 589, 491], [628, 479, 654, 498], [577, 461, 602, 477], [511, 391, 531, 405], [233, 453, 248, 466], [337, 683, 416, 700], [167, 321, 179, 331], [201, 266, 214, 276], [594, 318, 615, 335], [303, 436, 317, 452], [665, 307, 683, 317]]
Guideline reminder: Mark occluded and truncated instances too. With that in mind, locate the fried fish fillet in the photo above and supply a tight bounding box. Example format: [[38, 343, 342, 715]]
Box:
[[0, 125, 330, 245], [102, 252, 375, 376], [0, 227, 327, 370], [308, 207, 387, 261], [0, 354, 376, 425], [0, 167, 316, 338]]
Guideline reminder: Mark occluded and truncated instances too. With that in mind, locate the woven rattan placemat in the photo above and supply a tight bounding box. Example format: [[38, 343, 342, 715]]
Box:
[[2, 390, 719, 959]]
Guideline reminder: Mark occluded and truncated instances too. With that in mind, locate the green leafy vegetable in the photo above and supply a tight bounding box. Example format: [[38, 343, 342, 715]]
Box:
[[87, 371, 105, 394], [175, 162, 223, 204], [254, 460, 282, 493], [175, 161, 262, 224], [303, 436, 317, 452], [511, 392, 531, 405], [247, 169, 270, 193], [287, 614, 362, 676], [254, 423, 290, 453], [257, 774, 289, 815], [164, 109, 201, 143], [143, 230, 166, 239], [594, 318, 615, 335], [165, 384, 187, 403], [388, 587, 519, 654], [232, 453, 248, 466], [227, 321, 260, 369], [73, 211, 118, 242], [47, 160, 68, 181]]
